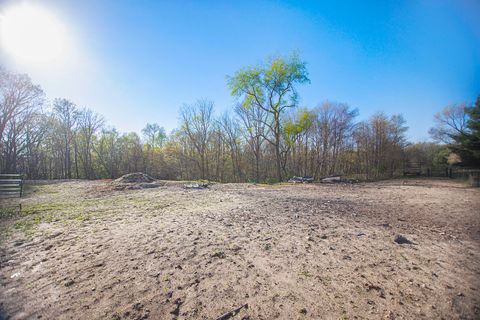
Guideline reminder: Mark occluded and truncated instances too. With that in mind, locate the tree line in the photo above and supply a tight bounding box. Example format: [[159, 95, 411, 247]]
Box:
[[1, 55, 477, 182]]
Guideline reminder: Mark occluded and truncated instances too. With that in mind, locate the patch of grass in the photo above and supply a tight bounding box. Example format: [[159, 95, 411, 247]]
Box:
[[3, 192, 164, 237], [339, 314, 349, 320], [13, 219, 36, 233], [298, 270, 312, 278], [194, 179, 210, 183], [255, 182, 282, 187], [6, 200, 106, 234], [13, 211, 58, 233], [254, 182, 295, 187], [22, 202, 70, 215], [317, 275, 332, 285], [265, 177, 280, 184], [152, 202, 169, 210], [0, 226, 13, 241], [34, 186, 58, 194], [0, 206, 21, 219], [72, 211, 91, 222], [25, 281, 36, 290]]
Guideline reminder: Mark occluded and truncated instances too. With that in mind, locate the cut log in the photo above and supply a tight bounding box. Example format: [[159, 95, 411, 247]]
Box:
[[321, 176, 342, 183]]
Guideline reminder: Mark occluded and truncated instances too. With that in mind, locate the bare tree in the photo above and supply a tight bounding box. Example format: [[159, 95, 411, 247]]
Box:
[[180, 99, 214, 179], [141, 123, 166, 177], [93, 128, 120, 179], [78, 108, 104, 178], [219, 112, 243, 182], [311, 102, 357, 177], [53, 98, 79, 178], [354, 113, 407, 179], [0, 69, 44, 173], [235, 103, 269, 182], [429, 103, 469, 143], [142, 123, 166, 149], [0, 66, 421, 183]]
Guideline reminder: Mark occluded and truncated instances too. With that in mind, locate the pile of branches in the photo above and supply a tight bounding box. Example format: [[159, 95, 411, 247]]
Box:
[[288, 176, 314, 183], [112, 172, 164, 190], [183, 182, 209, 189]]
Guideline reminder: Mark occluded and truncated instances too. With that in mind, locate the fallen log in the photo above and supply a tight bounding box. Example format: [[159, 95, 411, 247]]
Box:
[[183, 182, 209, 189], [321, 175, 341, 183], [288, 176, 314, 183]]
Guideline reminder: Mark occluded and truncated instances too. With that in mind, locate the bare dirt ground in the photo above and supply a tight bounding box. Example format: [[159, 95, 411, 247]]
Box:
[[1, 179, 479, 320]]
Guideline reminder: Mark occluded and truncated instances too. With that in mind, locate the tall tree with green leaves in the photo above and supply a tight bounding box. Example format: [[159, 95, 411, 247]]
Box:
[[228, 53, 310, 181]]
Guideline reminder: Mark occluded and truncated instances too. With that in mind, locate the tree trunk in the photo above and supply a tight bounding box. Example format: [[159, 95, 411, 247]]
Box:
[[274, 113, 282, 181]]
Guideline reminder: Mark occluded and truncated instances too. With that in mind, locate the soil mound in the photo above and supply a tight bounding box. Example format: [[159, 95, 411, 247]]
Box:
[[115, 172, 154, 183]]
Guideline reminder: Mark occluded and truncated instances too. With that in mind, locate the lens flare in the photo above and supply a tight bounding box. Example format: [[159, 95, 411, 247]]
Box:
[[0, 4, 67, 63]]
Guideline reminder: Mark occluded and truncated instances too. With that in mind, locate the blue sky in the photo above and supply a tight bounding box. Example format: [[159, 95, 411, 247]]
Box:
[[1, 0, 479, 141]]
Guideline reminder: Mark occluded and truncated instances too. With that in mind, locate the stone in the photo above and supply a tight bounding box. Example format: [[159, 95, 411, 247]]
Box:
[[394, 234, 414, 245]]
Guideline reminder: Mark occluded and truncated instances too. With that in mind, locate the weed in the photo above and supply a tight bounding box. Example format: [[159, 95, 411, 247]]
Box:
[[25, 282, 36, 290], [298, 270, 312, 278]]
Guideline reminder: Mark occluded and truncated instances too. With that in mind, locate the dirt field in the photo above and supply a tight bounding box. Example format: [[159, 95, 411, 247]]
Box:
[[1, 179, 479, 319]]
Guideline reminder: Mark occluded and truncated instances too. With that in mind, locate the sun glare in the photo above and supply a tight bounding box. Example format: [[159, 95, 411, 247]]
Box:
[[0, 4, 67, 63]]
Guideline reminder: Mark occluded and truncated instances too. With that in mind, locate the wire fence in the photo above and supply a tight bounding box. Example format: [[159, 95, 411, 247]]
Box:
[[418, 167, 479, 187], [451, 168, 480, 187]]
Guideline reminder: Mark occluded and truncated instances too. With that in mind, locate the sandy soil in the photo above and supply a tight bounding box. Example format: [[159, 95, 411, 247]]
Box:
[[1, 179, 479, 320]]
